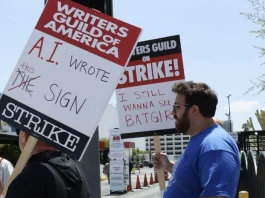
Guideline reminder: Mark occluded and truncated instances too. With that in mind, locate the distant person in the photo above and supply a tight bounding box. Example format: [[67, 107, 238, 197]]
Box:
[[213, 117, 224, 128], [103, 163, 110, 184], [153, 81, 240, 198], [0, 157, 13, 196], [129, 161, 133, 184], [6, 130, 90, 198]]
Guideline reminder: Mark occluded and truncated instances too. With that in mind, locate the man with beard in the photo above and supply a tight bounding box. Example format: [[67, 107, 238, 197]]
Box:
[[153, 81, 240, 198]]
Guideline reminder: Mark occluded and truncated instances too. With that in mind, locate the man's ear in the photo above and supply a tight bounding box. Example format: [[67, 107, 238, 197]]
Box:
[[190, 105, 200, 116], [21, 131, 29, 145]]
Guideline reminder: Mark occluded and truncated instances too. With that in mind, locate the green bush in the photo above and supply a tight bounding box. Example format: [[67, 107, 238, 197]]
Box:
[[0, 143, 21, 166]]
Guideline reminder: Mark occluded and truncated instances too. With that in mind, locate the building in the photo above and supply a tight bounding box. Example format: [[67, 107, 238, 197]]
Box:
[[145, 134, 190, 160], [223, 120, 234, 132]]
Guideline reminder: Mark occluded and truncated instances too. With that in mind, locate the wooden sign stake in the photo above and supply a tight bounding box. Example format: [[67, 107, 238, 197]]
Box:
[[153, 136, 166, 197], [1, 136, 38, 197]]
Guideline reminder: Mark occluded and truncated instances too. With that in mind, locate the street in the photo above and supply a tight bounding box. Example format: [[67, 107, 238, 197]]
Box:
[[101, 167, 170, 198]]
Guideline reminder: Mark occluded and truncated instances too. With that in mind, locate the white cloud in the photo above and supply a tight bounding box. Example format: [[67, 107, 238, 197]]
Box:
[[224, 100, 259, 114]]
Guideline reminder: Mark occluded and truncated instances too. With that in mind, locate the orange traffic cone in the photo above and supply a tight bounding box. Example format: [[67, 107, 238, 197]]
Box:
[[149, 173, 154, 185], [155, 172, 159, 183], [135, 175, 142, 189], [143, 174, 148, 187], [127, 184, 133, 192]]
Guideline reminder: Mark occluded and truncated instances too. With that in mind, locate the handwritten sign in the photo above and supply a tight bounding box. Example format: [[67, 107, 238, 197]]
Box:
[[0, 0, 142, 160], [116, 35, 185, 138]]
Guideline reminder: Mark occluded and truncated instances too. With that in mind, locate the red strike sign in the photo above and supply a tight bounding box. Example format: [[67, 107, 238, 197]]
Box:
[[116, 35, 185, 138]]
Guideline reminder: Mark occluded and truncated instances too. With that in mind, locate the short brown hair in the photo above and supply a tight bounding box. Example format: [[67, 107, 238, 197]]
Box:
[[172, 81, 218, 117]]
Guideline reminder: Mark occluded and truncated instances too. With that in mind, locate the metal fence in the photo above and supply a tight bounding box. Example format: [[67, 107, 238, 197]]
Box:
[[238, 131, 265, 198]]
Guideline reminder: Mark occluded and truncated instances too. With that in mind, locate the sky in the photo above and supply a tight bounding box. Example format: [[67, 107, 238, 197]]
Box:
[[1, 0, 265, 149]]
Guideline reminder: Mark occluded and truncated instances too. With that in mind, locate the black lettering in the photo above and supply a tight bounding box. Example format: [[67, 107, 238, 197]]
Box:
[[69, 55, 82, 70], [87, 66, 95, 75], [44, 84, 58, 101], [80, 61, 87, 74], [45, 84, 86, 115], [101, 70, 110, 82], [69, 55, 110, 82], [60, 92, 72, 108], [70, 96, 87, 115]]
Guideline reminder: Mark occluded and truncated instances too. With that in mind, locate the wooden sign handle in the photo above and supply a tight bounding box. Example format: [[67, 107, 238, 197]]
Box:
[[238, 191, 249, 198], [1, 136, 38, 197], [153, 136, 166, 197]]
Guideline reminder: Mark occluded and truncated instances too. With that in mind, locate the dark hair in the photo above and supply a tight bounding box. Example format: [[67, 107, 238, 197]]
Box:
[[172, 81, 218, 117], [16, 129, 20, 136]]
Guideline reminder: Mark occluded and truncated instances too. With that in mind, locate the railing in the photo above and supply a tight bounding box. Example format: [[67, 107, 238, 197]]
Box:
[[238, 150, 265, 198], [237, 131, 265, 198]]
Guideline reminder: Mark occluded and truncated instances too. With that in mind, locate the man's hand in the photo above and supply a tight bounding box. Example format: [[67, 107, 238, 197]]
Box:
[[152, 153, 175, 173]]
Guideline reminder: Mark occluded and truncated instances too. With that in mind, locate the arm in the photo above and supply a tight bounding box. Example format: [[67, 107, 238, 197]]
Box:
[[2, 160, 14, 189], [199, 150, 240, 198]]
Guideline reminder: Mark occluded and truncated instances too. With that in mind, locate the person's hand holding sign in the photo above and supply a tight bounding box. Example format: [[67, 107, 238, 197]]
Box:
[[152, 153, 174, 174]]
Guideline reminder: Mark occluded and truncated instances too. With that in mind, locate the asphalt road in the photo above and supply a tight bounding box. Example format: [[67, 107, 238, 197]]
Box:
[[101, 167, 170, 198]]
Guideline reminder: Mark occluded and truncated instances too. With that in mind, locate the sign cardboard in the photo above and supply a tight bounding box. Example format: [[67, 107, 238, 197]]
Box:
[[110, 160, 126, 193], [109, 129, 124, 160], [0, 0, 142, 160], [116, 35, 185, 138]]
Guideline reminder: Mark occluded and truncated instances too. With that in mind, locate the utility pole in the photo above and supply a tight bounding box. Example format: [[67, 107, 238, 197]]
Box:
[[225, 94, 232, 132]]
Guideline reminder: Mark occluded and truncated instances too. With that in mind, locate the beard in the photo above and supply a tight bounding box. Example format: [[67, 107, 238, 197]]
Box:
[[175, 109, 190, 134]]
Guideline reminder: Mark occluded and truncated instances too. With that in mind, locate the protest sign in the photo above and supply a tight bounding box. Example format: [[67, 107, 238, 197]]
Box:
[[0, 0, 142, 160], [116, 35, 185, 138]]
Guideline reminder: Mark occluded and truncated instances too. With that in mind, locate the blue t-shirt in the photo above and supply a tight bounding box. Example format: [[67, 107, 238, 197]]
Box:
[[163, 124, 240, 198]]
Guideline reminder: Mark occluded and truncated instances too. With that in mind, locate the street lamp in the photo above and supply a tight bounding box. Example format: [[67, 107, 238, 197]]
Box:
[[225, 94, 232, 132]]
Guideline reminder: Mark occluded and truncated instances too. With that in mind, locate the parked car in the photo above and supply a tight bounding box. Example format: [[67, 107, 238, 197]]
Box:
[[142, 160, 154, 168]]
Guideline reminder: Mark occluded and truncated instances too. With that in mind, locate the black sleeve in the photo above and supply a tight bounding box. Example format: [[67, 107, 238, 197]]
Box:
[[6, 163, 64, 198]]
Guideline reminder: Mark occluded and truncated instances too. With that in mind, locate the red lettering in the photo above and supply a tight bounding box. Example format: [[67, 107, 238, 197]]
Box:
[[133, 89, 165, 99], [135, 115, 142, 125], [124, 110, 172, 127], [165, 110, 173, 121], [28, 37, 44, 57], [159, 100, 171, 107], [123, 101, 154, 112], [125, 115, 134, 127], [46, 41, 63, 65]]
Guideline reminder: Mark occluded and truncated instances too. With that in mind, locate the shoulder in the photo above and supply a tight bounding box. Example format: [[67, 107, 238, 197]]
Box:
[[1, 159, 14, 169], [10, 163, 55, 187], [6, 163, 57, 198], [200, 125, 239, 154]]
